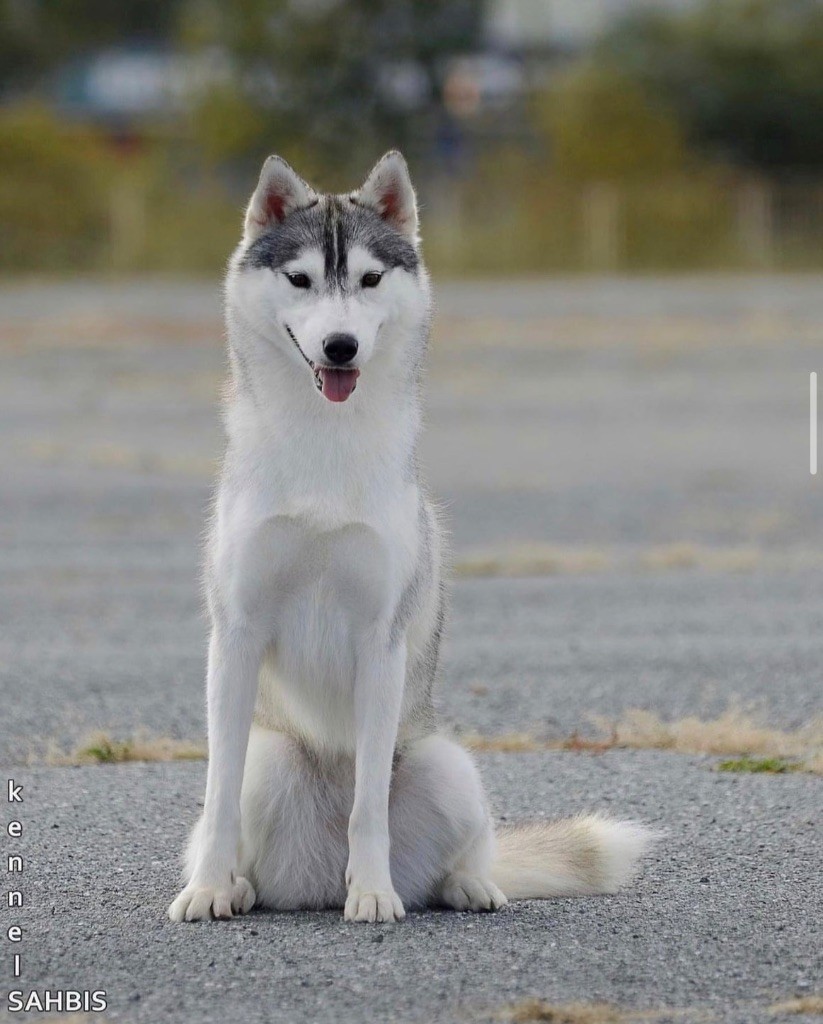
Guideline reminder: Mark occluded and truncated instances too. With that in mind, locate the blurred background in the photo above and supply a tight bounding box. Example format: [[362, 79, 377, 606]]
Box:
[[1, 0, 821, 756], [3, 0, 823, 275]]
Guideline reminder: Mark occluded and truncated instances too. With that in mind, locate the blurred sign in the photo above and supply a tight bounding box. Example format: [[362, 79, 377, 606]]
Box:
[[54, 47, 230, 122], [486, 0, 697, 49]]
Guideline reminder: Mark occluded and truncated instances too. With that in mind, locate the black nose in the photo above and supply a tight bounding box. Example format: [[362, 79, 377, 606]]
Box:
[[322, 333, 358, 365]]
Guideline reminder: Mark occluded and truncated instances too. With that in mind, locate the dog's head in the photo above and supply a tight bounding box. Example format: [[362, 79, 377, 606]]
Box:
[[227, 151, 429, 404]]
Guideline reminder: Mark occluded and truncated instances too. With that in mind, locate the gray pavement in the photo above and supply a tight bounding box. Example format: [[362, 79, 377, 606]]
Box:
[[3, 570, 823, 765], [9, 756, 821, 1024], [1, 277, 821, 1021]]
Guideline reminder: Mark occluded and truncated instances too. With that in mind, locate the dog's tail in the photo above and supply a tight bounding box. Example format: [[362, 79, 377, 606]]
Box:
[[491, 814, 657, 899]]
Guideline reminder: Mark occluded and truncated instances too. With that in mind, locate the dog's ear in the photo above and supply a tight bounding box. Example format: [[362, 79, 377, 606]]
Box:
[[356, 151, 418, 243], [243, 156, 317, 243]]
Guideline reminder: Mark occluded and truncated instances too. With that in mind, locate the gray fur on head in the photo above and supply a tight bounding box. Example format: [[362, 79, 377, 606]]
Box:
[[239, 152, 420, 284]]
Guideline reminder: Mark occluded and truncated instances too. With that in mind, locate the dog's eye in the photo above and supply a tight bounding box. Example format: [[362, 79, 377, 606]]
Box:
[[361, 272, 383, 289], [286, 273, 311, 289]]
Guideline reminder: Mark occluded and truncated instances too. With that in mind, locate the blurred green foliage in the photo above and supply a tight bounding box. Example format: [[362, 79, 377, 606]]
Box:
[[0, 105, 115, 271], [534, 65, 689, 183], [2, 0, 823, 275], [599, 0, 823, 172], [180, 0, 481, 179], [423, 152, 741, 275], [0, 99, 818, 277], [0, 0, 184, 89], [0, 105, 239, 273]]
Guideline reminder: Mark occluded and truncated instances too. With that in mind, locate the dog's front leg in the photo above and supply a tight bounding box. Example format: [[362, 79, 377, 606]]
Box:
[[168, 623, 261, 922], [344, 633, 407, 923]]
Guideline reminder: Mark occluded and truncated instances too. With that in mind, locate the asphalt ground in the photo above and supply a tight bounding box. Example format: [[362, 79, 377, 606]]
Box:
[[0, 277, 820, 1022], [8, 756, 821, 1024]]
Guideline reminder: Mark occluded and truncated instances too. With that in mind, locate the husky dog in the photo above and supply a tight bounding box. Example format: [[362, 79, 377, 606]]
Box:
[[168, 152, 653, 924]]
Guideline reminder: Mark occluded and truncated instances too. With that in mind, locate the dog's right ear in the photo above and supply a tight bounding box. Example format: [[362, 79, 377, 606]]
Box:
[[243, 156, 318, 243]]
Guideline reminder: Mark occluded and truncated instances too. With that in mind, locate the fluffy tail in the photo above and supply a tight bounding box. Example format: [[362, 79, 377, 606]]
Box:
[[491, 814, 657, 899]]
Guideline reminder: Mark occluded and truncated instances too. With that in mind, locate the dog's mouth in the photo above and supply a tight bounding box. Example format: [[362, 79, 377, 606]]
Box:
[[285, 324, 360, 403], [313, 365, 360, 403]]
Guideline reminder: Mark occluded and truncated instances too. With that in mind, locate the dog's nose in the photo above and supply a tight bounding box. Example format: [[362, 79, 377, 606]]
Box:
[[322, 333, 358, 365]]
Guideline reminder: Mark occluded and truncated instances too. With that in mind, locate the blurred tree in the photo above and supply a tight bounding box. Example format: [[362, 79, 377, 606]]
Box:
[[598, 0, 823, 174], [0, 104, 115, 269], [179, 0, 483, 181], [0, 0, 185, 89], [535, 64, 688, 182]]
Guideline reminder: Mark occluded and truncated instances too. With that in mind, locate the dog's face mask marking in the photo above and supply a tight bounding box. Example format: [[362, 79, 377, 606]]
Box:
[[232, 152, 423, 403]]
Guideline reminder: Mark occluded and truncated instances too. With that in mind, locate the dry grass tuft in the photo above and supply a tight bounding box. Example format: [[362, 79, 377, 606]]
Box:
[[463, 706, 823, 774], [463, 732, 545, 754], [508, 1001, 623, 1023], [455, 545, 612, 578], [637, 544, 761, 573], [590, 707, 823, 770], [464, 730, 620, 755], [36, 1018, 109, 1023], [452, 542, 823, 578], [42, 730, 206, 766], [768, 996, 823, 1015], [502, 996, 823, 1023], [504, 1001, 690, 1023]]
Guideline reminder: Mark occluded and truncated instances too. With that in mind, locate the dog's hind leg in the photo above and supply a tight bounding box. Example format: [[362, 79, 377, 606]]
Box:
[[388, 735, 506, 912], [238, 725, 351, 911], [238, 728, 505, 914]]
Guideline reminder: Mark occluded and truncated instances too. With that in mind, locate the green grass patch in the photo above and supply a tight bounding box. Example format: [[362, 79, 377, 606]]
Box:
[[717, 756, 800, 774], [52, 731, 206, 766]]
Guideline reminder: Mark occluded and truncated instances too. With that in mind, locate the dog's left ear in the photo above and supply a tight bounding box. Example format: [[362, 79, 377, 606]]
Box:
[[356, 151, 419, 243]]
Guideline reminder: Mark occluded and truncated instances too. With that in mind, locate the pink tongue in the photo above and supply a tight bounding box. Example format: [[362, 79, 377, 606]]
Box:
[[319, 368, 359, 403]]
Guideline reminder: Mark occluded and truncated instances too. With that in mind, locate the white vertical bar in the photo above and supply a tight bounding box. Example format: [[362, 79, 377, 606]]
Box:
[[811, 372, 818, 475]]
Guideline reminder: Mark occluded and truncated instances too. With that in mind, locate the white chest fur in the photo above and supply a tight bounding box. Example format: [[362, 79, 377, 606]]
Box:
[[212, 288, 427, 754], [212, 442, 421, 753]]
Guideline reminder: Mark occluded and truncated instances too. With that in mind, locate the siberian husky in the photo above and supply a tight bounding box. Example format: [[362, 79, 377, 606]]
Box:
[[168, 152, 654, 924]]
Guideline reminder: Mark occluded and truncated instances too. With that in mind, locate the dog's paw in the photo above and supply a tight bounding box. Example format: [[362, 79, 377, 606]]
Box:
[[344, 885, 405, 924], [440, 874, 507, 913], [168, 876, 256, 923]]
